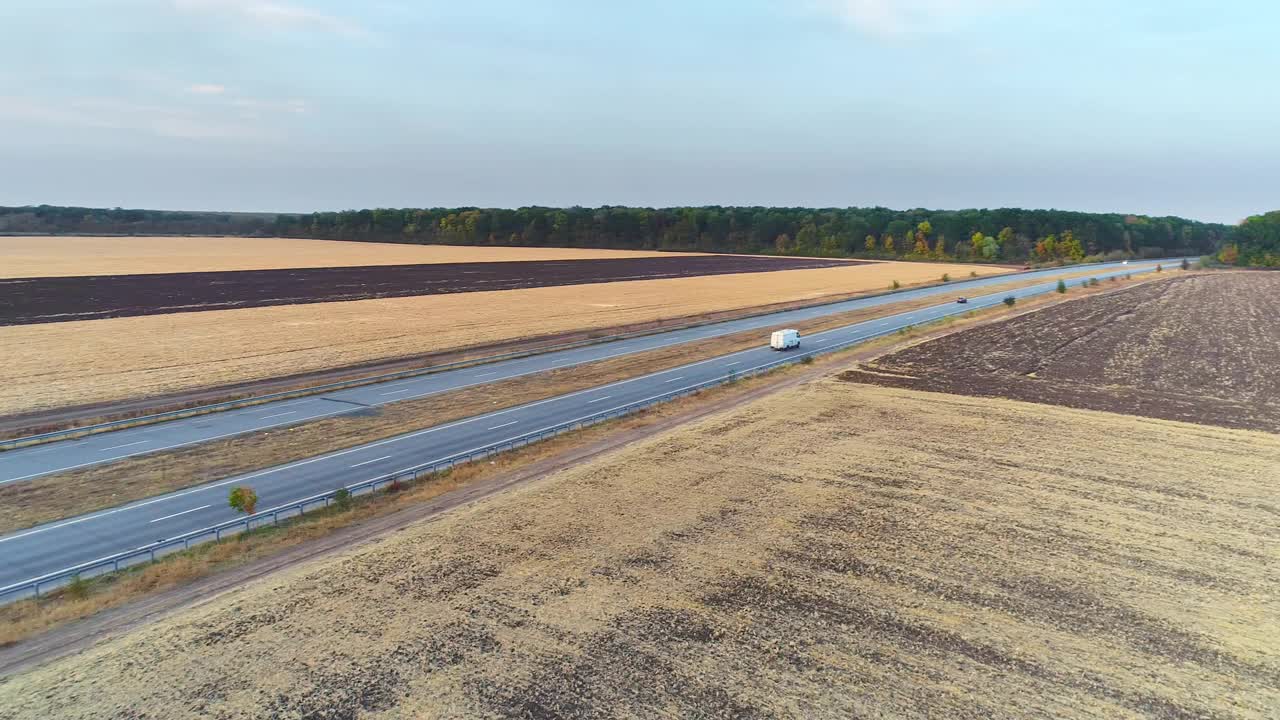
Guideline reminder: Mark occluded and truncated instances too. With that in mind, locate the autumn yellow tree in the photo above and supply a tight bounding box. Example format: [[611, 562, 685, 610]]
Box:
[[864, 235, 877, 253]]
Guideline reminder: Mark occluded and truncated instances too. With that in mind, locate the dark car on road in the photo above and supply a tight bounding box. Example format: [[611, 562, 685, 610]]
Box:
[[956, 297, 968, 304]]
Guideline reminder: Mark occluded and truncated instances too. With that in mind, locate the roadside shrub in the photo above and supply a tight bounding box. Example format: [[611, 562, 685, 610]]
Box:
[[800, 355, 814, 365], [969, 271, 978, 277], [228, 486, 258, 515], [386, 478, 403, 494], [891, 280, 901, 290], [1088, 277, 1099, 286], [1056, 279, 1067, 294], [1110, 275, 1118, 282], [66, 575, 90, 601], [333, 487, 352, 511], [1003, 296, 1016, 307], [1155, 264, 1163, 272], [1181, 258, 1191, 270], [942, 273, 951, 282]]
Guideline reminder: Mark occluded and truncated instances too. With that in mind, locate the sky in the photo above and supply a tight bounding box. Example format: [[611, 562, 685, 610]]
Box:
[[1, 1, 1276, 223]]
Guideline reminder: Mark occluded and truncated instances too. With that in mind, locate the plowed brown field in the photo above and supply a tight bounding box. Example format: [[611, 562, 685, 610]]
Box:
[[840, 272, 1280, 432], [4, 383, 1274, 718]]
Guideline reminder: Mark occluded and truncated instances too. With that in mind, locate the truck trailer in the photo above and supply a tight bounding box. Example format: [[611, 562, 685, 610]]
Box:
[[770, 329, 801, 350]]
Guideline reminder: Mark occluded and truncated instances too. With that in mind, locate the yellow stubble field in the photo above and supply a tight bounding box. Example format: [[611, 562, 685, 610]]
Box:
[[3, 382, 1274, 718], [0, 260, 1004, 415]]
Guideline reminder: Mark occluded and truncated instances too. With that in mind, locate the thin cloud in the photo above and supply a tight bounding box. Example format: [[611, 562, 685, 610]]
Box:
[[186, 83, 227, 95], [0, 96, 279, 141], [819, 0, 1026, 36], [172, 0, 370, 37]]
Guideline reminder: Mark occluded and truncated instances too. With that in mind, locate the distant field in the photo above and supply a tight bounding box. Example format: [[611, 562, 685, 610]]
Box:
[[0, 255, 858, 325], [842, 272, 1280, 432], [0, 260, 1004, 415], [0, 236, 691, 278], [5, 382, 1274, 718]]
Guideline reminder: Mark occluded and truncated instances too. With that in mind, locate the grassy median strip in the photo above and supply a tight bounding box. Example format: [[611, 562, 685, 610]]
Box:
[[0, 273, 1164, 650], [0, 270, 1136, 536]]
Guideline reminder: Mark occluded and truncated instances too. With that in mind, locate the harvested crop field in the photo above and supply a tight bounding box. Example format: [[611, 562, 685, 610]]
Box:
[[0, 260, 1003, 415], [4, 383, 1275, 718], [0, 236, 688, 278], [1, 255, 862, 326], [841, 272, 1280, 432]]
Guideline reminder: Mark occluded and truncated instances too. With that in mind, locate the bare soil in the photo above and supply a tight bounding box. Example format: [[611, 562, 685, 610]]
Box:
[[839, 272, 1280, 432], [2, 381, 1274, 718], [1, 255, 860, 325]]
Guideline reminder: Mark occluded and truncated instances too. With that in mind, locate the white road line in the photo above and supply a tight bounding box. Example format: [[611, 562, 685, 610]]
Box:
[[488, 421, 519, 430], [101, 441, 147, 452], [258, 411, 297, 420], [725, 362, 742, 366], [149, 505, 210, 524], [351, 455, 393, 468], [663, 376, 685, 383], [813, 339, 828, 344], [379, 388, 415, 396], [473, 371, 499, 378], [587, 396, 612, 404]]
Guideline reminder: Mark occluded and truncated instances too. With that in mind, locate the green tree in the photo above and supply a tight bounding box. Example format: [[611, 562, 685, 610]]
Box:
[[795, 222, 820, 255], [333, 487, 352, 511], [864, 235, 877, 253], [1056, 279, 1067, 293], [228, 486, 258, 515]]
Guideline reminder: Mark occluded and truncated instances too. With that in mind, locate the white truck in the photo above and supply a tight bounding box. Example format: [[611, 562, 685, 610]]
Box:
[[770, 328, 801, 351]]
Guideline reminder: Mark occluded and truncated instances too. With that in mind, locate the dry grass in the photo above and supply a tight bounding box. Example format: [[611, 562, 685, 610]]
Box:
[[0, 260, 1005, 415], [0, 272, 1097, 536], [3, 381, 1275, 718], [0, 236, 688, 278]]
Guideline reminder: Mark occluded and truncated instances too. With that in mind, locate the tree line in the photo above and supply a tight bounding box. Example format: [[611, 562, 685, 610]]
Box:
[[1215, 211, 1280, 267], [0, 204, 1238, 264]]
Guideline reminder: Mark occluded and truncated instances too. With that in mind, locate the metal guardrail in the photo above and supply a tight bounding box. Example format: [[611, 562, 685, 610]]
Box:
[[0, 259, 1134, 452], [0, 261, 1182, 604]]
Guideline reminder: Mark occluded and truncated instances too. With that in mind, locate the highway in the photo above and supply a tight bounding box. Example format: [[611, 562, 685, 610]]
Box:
[[0, 260, 1175, 592], [0, 260, 1154, 486]]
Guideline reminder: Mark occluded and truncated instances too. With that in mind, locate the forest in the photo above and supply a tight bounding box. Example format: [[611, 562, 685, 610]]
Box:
[[0, 204, 1239, 264], [1217, 211, 1280, 267]]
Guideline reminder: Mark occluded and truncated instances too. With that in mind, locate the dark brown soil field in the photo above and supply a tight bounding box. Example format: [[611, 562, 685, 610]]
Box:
[[0, 254, 859, 325], [840, 272, 1280, 432]]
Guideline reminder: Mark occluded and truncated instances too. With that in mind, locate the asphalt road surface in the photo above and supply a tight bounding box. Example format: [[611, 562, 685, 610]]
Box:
[[0, 260, 1158, 487], [0, 260, 1177, 592]]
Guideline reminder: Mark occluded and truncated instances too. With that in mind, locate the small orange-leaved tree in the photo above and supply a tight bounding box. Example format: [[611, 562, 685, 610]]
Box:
[[228, 486, 258, 515]]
